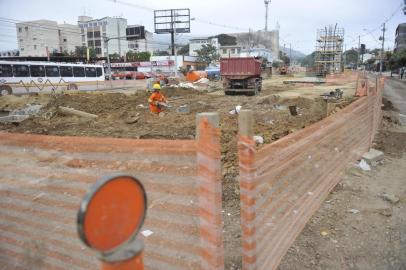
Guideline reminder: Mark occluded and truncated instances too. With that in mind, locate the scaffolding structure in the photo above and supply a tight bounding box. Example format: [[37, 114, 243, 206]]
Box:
[[314, 24, 344, 76]]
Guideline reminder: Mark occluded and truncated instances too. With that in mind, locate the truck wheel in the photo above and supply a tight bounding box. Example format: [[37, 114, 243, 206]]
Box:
[[67, 83, 78, 90], [0, 85, 12, 96]]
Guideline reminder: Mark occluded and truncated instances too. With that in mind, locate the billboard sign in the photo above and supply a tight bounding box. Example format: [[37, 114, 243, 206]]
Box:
[[126, 26, 145, 40], [154, 9, 191, 34]]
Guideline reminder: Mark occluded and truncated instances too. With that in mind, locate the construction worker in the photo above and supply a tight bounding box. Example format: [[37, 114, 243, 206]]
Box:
[[148, 83, 167, 114]]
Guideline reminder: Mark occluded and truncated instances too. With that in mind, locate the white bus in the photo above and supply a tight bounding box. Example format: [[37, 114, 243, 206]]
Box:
[[0, 61, 105, 96]]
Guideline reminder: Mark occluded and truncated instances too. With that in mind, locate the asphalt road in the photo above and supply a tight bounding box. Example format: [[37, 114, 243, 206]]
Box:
[[383, 77, 406, 125]]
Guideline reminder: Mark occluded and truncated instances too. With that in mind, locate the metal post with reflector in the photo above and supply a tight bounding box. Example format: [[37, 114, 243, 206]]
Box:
[[77, 175, 147, 270]]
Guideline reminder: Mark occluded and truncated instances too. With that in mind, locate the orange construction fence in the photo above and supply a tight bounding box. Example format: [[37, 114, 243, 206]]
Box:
[[0, 113, 224, 270], [238, 74, 385, 270]]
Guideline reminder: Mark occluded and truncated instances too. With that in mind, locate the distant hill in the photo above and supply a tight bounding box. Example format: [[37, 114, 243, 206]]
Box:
[[281, 47, 306, 60]]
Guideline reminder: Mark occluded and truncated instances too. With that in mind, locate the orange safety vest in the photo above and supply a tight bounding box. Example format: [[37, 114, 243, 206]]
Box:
[[148, 92, 166, 114]]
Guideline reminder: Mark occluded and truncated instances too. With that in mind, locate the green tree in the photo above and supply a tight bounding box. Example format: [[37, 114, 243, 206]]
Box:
[[213, 34, 237, 46], [178, 44, 190, 55], [389, 49, 406, 70], [88, 48, 96, 59], [154, 50, 170, 56], [300, 52, 316, 67], [195, 44, 220, 66], [137, 51, 151, 61], [278, 51, 290, 66], [74, 46, 87, 57], [343, 49, 358, 66]]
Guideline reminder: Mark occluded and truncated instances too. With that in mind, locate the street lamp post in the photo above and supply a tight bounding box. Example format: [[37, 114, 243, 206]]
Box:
[[379, 23, 386, 75]]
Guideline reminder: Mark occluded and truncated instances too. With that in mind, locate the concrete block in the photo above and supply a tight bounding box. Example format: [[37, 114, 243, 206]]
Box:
[[362, 148, 384, 165]]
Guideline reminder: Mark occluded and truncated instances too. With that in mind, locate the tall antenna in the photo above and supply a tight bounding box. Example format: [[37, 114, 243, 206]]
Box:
[[264, 0, 271, 31]]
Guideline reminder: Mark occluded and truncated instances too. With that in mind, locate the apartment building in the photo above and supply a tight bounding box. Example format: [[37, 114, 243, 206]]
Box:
[[78, 16, 128, 57], [219, 45, 247, 58], [395, 23, 406, 52], [189, 37, 220, 56], [127, 28, 154, 54], [16, 20, 80, 57]]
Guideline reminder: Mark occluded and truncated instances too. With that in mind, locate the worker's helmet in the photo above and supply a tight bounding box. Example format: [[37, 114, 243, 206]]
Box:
[[153, 83, 161, 91]]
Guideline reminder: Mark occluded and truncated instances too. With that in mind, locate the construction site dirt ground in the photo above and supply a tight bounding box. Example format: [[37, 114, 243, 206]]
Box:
[[0, 75, 367, 269]]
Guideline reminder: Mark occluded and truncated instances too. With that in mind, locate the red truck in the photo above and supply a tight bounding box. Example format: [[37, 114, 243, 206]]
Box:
[[220, 57, 262, 96]]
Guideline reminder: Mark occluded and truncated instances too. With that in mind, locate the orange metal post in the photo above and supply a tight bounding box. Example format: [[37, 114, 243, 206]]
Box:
[[101, 252, 144, 270]]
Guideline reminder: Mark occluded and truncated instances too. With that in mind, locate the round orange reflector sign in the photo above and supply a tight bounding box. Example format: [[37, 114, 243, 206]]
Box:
[[77, 175, 147, 253]]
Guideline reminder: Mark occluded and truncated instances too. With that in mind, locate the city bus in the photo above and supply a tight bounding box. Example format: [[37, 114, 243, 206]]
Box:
[[0, 61, 105, 96]]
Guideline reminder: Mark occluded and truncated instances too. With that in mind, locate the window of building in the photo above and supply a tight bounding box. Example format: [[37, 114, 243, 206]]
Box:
[[13, 65, 30, 77], [102, 25, 106, 32], [231, 49, 236, 54], [237, 48, 241, 53], [63, 38, 67, 42], [30, 65, 45, 77], [73, 66, 85, 77], [18, 27, 22, 33], [94, 31, 101, 38], [85, 67, 96, 77], [60, 66, 73, 77], [82, 36, 85, 42], [87, 32, 93, 38], [33, 37, 37, 41], [88, 40, 94, 47], [96, 67, 103, 77], [33, 45, 37, 50], [19, 39, 23, 42], [45, 66, 60, 77], [95, 47, 102, 54], [222, 49, 227, 54], [81, 28, 84, 34], [95, 40, 101, 46], [0, 64, 13, 77], [25, 26, 28, 31], [20, 48, 24, 51]]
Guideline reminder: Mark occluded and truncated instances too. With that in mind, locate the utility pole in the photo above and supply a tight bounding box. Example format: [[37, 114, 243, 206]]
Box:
[[104, 37, 113, 87], [344, 44, 347, 67], [174, 22, 178, 77], [380, 23, 386, 75], [289, 43, 292, 66], [264, 0, 271, 31], [117, 19, 122, 57], [357, 35, 360, 69]]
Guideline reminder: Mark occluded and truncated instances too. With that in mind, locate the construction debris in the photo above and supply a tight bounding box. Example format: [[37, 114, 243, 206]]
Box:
[[358, 159, 371, 171], [176, 105, 190, 114], [0, 115, 30, 123], [229, 105, 242, 115], [0, 104, 43, 123], [254, 135, 264, 144], [58, 106, 98, 119], [289, 105, 298, 116], [321, 89, 344, 101], [362, 149, 384, 166], [381, 192, 400, 204]]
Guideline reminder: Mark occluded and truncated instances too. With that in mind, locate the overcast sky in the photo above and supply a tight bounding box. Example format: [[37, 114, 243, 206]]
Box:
[[0, 0, 405, 54]]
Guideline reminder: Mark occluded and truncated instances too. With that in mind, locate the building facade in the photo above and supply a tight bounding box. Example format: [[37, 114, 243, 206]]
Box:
[[127, 29, 154, 54], [78, 16, 128, 57], [395, 23, 406, 52], [240, 48, 274, 63], [16, 20, 80, 57], [231, 30, 279, 60], [219, 45, 247, 58], [189, 37, 219, 56], [0, 49, 19, 58]]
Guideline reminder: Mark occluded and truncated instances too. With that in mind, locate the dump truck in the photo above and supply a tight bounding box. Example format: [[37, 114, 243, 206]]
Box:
[[220, 57, 262, 96]]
